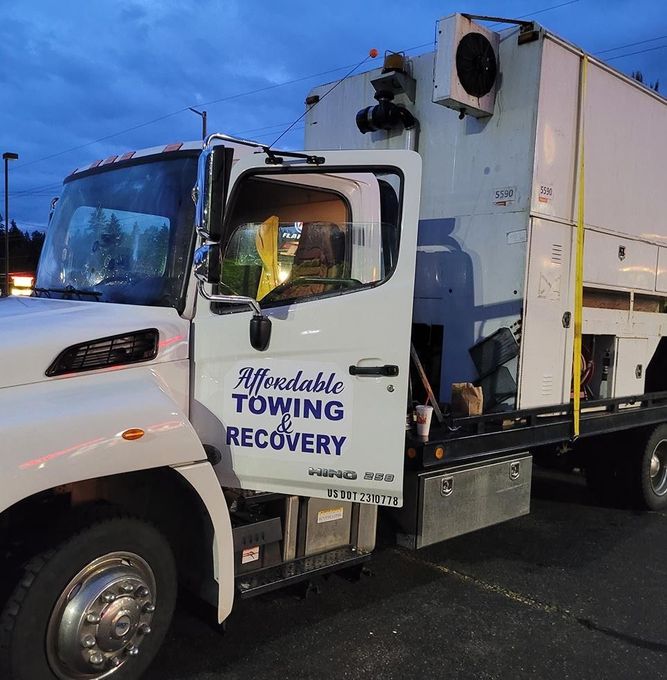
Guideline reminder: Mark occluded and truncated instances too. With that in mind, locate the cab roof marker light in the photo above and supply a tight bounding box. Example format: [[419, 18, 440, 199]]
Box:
[[163, 142, 183, 152], [118, 151, 136, 161], [101, 155, 118, 165]]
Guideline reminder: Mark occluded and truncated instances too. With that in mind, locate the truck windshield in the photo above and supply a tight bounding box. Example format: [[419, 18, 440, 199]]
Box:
[[36, 155, 198, 310]]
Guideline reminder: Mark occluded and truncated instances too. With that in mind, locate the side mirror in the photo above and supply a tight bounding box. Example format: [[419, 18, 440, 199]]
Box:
[[250, 314, 272, 351], [193, 140, 272, 351], [194, 240, 272, 352], [194, 145, 233, 245], [196, 271, 272, 351]]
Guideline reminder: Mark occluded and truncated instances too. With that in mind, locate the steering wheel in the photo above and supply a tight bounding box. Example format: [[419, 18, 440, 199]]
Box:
[[261, 276, 362, 303]]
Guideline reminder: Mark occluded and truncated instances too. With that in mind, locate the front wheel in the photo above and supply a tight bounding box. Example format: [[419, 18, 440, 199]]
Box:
[[0, 516, 177, 680]]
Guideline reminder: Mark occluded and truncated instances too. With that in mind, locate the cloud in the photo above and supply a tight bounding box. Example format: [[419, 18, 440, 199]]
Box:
[[1, 0, 665, 231]]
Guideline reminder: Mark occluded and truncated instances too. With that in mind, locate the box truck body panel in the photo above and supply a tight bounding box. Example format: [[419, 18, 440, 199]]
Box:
[[305, 26, 667, 411]]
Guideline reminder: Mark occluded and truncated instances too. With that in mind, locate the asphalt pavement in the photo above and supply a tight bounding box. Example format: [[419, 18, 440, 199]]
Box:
[[146, 470, 667, 679]]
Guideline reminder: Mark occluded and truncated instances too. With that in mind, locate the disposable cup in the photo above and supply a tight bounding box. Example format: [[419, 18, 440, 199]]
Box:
[[415, 405, 433, 439]]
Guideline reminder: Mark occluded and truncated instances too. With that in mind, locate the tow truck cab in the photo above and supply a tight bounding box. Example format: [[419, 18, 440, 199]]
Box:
[[0, 137, 449, 680]]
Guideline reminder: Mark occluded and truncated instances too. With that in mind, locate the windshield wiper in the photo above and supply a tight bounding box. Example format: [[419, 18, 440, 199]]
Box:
[[204, 132, 325, 166], [33, 285, 102, 300]]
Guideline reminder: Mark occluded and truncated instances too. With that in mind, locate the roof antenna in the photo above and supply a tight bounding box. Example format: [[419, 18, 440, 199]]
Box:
[[267, 48, 379, 150]]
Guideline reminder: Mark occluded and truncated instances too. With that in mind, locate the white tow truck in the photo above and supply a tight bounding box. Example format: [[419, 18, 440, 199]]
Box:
[[1, 13, 666, 679]]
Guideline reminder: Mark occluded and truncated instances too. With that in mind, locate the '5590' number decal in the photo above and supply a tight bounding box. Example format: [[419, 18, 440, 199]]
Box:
[[538, 184, 554, 203]]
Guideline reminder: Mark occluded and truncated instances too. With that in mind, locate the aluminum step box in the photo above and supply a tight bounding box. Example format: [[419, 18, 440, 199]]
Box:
[[393, 453, 532, 549]]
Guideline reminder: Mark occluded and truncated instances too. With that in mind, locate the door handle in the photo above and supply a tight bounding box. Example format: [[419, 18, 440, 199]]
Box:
[[349, 364, 399, 377]]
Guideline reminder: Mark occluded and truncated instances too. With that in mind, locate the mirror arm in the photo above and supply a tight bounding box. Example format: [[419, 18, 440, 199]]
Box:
[[204, 132, 264, 151], [197, 281, 262, 316]]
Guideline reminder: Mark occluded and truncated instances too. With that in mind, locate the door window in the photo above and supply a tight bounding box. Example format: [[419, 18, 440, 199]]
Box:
[[217, 171, 401, 307]]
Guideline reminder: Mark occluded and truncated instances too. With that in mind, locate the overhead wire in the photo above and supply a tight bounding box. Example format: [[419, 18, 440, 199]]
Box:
[[605, 43, 667, 62], [12, 0, 586, 178], [10, 1, 665, 202], [11, 63, 359, 174], [14, 182, 64, 197], [269, 52, 377, 148], [594, 33, 667, 55], [489, 0, 580, 27], [13, 122, 309, 198]]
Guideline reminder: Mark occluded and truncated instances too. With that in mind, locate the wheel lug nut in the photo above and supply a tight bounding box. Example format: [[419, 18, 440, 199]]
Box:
[[102, 591, 116, 603], [136, 586, 149, 598], [139, 623, 152, 635], [81, 634, 96, 648], [86, 613, 101, 624], [126, 644, 139, 657], [89, 651, 104, 666], [143, 602, 155, 613], [121, 582, 135, 593]]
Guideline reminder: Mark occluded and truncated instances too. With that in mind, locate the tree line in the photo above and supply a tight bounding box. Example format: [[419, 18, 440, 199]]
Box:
[[0, 215, 45, 277]]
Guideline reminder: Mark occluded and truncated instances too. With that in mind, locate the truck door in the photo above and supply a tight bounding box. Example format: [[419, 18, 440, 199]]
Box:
[[191, 150, 421, 506]]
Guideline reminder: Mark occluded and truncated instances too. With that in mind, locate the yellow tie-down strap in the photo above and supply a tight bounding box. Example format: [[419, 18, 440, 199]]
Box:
[[572, 55, 588, 439]]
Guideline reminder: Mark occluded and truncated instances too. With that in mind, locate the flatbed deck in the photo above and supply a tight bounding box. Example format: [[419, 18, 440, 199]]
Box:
[[408, 390, 667, 468]]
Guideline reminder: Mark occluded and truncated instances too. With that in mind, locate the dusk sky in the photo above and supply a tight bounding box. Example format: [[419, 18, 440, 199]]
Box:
[[2, 0, 665, 231]]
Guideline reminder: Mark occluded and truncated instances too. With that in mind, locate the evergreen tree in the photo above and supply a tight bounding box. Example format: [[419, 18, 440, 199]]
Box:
[[105, 213, 123, 244], [86, 205, 106, 235], [631, 71, 659, 92], [0, 213, 45, 282]]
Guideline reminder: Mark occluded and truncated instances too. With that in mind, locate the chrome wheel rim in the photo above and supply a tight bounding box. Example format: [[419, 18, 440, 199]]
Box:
[[46, 552, 156, 679], [650, 439, 667, 497]]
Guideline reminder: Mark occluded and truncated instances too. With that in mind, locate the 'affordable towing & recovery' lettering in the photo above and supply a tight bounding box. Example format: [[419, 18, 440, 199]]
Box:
[[224, 365, 352, 457]]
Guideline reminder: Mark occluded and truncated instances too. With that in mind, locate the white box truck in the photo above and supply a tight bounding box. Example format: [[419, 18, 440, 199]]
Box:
[[0, 13, 665, 679]]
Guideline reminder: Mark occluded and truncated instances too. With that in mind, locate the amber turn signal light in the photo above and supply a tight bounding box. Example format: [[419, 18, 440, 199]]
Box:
[[122, 428, 145, 441]]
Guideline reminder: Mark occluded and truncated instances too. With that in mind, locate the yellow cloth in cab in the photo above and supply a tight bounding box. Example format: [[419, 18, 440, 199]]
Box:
[[255, 215, 280, 300]]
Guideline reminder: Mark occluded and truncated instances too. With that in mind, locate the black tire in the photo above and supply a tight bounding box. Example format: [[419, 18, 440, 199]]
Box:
[[0, 515, 177, 680], [634, 424, 667, 511]]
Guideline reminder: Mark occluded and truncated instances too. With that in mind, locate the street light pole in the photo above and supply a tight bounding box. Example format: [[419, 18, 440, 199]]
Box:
[[188, 108, 208, 140], [3, 152, 19, 297]]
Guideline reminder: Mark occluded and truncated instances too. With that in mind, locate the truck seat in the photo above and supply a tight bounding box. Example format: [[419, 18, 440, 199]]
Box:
[[270, 221, 349, 301]]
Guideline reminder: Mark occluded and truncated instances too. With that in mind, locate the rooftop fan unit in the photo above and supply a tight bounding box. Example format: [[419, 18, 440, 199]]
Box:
[[433, 14, 500, 118]]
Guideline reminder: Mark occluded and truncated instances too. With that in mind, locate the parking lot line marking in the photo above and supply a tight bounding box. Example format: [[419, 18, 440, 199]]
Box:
[[394, 548, 667, 653], [394, 549, 568, 617]]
